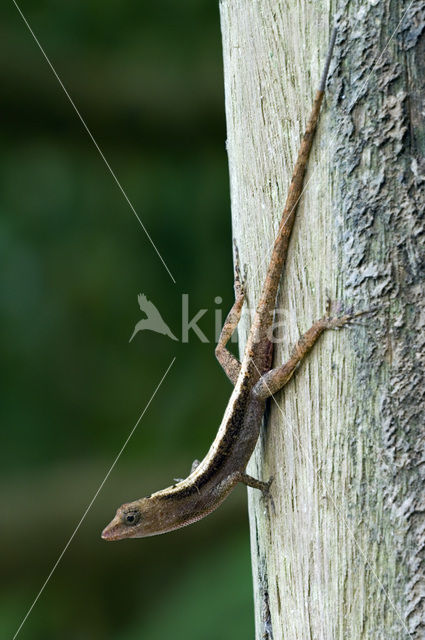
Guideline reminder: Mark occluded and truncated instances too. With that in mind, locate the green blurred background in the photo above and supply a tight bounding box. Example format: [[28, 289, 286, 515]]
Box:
[[1, 1, 254, 638]]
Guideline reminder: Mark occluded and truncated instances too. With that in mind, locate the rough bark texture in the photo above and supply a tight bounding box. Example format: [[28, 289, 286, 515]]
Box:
[[219, 1, 425, 638]]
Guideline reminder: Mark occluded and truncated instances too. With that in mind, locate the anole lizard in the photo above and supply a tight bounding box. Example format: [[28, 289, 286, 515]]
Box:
[[102, 28, 354, 541]]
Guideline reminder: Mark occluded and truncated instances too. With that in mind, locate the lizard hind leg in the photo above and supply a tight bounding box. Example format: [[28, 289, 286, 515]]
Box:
[[252, 305, 368, 400], [215, 241, 246, 384]]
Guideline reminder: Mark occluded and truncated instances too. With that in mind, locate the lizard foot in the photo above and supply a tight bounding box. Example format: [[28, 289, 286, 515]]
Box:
[[323, 302, 380, 330]]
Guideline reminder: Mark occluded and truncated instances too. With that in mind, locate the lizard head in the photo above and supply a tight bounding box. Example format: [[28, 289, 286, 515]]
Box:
[[101, 497, 158, 540]]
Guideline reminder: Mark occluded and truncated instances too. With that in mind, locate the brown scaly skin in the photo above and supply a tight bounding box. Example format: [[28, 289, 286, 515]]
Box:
[[102, 28, 353, 541]]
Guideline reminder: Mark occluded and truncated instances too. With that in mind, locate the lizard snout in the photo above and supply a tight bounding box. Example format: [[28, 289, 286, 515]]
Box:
[[101, 515, 123, 541]]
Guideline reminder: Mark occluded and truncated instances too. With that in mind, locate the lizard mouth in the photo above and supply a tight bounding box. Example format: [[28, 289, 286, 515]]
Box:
[[101, 517, 124, 541]]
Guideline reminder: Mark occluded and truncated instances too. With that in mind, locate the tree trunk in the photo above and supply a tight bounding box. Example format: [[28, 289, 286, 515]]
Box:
[[219, 1, 425, 638]]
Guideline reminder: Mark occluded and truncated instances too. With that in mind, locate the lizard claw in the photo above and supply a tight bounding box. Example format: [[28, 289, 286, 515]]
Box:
[[233, 240, 247, 298], [325, 291, 332, 317], [260, 476, 276, 514], [323, 304, 381, 330]]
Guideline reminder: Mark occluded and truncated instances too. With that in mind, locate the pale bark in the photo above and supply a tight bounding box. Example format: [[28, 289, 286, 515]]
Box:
[[219, 1, 425, 638]]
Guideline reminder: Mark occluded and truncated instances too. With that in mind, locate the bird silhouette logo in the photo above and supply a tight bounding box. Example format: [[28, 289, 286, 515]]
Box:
[[129, 294, 178, 343]]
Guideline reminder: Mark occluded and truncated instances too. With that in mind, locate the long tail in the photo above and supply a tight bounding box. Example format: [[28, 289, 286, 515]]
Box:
[[253, 27, 338, 345]]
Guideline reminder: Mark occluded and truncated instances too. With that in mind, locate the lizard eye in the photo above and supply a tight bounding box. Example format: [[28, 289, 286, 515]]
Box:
[[123, 510, 140, 526]]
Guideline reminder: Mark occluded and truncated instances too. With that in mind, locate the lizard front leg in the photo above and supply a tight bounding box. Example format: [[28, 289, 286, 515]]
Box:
[[215, 242, 246, 384], [174, 459, 201, 483], [253, 303, 370, 400], [214, 471, 273, 498]]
